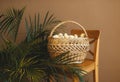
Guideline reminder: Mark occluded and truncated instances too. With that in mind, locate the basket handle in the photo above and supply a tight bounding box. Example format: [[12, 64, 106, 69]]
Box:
[[49, 20, 88, 37]]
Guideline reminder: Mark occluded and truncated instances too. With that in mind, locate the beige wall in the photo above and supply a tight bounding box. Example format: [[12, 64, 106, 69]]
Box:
[[0, 0, 120, 82]]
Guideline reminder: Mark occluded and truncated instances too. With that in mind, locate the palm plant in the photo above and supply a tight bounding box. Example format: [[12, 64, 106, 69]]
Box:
[[0, 7, 86, 82]]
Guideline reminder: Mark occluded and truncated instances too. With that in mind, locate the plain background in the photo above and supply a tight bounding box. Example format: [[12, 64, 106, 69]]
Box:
[[0, 0, 120, 82]]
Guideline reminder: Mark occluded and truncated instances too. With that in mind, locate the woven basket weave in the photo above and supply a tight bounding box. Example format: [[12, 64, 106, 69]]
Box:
[[48, 21, 89, 64]]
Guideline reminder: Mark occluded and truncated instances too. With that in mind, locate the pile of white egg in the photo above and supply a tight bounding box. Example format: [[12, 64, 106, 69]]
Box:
[[53, 33, 85, 39]]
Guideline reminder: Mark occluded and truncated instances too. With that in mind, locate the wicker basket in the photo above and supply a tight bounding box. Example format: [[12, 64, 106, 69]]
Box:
[[48, 20, 89, 64]]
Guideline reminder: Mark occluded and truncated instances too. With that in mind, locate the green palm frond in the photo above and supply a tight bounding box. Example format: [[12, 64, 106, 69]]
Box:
[[52, 51, 70, 64], [42, 11, 61, 30], [0, 7, 25, 42], [0, 40, 46, 82], [0, 14, 4, 26], [25, 11, 61, 43], [8, 55, 45, 82]]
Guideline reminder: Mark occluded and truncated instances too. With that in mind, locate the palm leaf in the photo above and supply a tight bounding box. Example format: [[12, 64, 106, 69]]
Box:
[[42, 11, 49, 28], [0, 7, 25, 42], [25, 11, 61, 43]]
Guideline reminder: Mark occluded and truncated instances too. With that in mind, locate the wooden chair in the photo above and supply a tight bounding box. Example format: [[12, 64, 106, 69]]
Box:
[[71, 29, 100, 82]]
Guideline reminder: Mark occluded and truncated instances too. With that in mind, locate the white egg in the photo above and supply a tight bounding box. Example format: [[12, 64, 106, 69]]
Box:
[[69, 35, 74, 39], [64, 33, 68, 36], [80, 33, 85, 37], [61, 36, 64, 38], [53, 35, 59, 38], [64, 33, 69, 39], [58, 33, 63, 36], [58, 33, 64, 38], [74, 34, 78, 38]]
